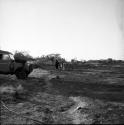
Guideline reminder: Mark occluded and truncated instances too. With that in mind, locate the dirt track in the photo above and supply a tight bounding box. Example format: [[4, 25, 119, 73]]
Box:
[[1, 67, 124, 124]]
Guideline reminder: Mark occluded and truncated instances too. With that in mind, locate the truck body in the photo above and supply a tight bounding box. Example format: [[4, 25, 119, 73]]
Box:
[[0, 50, 33, 79]]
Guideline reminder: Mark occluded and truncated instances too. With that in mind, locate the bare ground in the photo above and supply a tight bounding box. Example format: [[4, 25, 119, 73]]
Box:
[[1, 66, 124, 124]]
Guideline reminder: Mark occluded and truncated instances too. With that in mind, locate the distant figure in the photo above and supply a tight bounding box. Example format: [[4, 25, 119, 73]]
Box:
[[55, 59, 60, 70], [62, 62, 65, 70], [60, 62, 65, 71], [0, 54, 2, 60]]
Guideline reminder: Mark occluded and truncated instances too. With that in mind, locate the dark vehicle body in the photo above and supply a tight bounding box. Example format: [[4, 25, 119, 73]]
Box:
[[0, 50, 33, 79]]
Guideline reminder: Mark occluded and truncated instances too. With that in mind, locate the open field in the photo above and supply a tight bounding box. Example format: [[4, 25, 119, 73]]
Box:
[[1, 63, 124, 124]]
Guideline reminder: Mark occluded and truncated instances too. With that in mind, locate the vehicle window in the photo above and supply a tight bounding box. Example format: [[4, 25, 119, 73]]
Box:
[[2, 54, 10, 60], [9, 54, 14, 60]]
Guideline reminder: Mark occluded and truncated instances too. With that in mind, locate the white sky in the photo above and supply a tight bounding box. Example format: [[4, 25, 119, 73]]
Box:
[[0, 0, 124, 61]]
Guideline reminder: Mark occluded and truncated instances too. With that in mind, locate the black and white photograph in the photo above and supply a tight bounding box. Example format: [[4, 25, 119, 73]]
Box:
[[0, 0, 124, 124]]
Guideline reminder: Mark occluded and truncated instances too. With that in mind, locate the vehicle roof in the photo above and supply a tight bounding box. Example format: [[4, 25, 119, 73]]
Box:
[[0, 50, 12, 54]]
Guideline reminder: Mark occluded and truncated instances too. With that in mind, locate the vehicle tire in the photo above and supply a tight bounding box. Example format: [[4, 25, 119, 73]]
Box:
[[15, 69, 27, 79], [9, 62, 14, 72], [29, 64, 33, 72], [26, 72, 29, 77]]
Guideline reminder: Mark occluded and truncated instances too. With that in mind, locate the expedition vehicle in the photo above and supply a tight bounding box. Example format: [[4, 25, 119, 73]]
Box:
[[0, 50, 33, 79]]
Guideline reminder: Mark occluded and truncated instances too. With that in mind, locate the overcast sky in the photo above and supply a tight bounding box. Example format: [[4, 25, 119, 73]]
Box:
[[0, 0, 124, 61]]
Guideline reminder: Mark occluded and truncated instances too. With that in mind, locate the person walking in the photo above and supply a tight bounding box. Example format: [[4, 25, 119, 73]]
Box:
[[55, 59, 60, 70]]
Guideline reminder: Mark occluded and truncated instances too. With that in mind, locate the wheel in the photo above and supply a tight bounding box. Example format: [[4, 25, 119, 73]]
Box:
[[15, 69, 27, 79], [9, 62, 14, 72], [29, 64, 33, 72]]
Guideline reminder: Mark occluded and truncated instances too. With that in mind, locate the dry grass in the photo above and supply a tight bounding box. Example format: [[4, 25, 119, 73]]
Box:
[[1, 65, 124, 124]]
